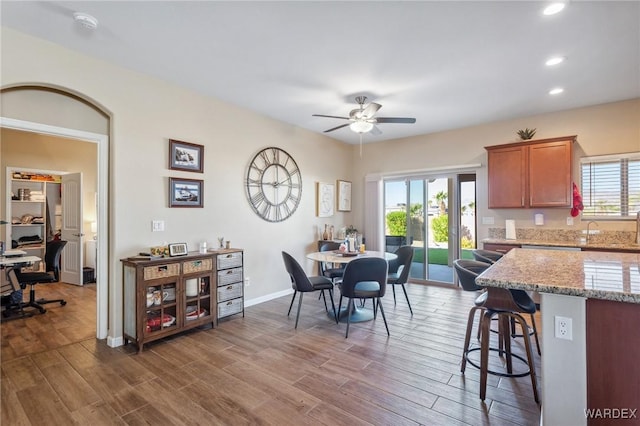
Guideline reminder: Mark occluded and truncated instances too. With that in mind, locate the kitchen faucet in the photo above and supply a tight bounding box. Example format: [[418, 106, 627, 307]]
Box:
[[586, 221, 598, 244]]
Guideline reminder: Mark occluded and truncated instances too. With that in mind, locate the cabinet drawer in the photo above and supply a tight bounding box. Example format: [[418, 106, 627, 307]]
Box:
[[217, 252, 243, 269], [218, 298, 243, 318], [143, 263, 180, 281], [218, 267, 243, 286], [183, 258, 212, 274], [217, 282, 243, 302]]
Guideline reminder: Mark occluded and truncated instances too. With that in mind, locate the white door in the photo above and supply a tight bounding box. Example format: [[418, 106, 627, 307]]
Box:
[[61, 172, 83, 285]]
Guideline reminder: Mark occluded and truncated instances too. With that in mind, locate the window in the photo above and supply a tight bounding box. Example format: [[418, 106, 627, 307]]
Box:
[[581, 153, 640, 218]]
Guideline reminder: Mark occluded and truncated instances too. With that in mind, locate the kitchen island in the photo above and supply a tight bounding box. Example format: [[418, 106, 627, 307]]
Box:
[[476, 248, 640, 426]]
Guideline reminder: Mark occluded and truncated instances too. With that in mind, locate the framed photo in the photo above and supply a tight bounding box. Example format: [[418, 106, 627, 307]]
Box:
[[316, 182, 334, 217], [169, 177, 203, 208], [169, 139, 204, 173], [337, 180, 352, 212], [168, 242, 188, 257]]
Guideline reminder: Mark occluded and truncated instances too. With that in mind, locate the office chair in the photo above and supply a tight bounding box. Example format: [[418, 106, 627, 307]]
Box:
[[15, 240, 68, 313]]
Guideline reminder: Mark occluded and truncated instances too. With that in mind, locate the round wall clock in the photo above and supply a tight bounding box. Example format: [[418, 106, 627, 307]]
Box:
[[245, 147, 302, 222]]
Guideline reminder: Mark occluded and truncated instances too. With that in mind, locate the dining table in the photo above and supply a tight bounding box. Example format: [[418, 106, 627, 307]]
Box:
[[306, 250, 397, 323]]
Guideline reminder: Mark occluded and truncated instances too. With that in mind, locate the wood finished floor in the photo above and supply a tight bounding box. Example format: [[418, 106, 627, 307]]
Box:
[[1, 281, 541, 425]]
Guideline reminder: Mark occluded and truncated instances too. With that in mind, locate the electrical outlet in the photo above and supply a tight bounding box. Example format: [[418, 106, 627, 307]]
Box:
[[482, 216, 494, 225], [245, 277, 250, 287], [555, 316, 573, 340], [151, 220, 165, 232], [566, 217, 574, 226]]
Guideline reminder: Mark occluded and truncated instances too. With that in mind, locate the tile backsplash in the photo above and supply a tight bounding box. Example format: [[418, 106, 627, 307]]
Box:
[[488, 227, 637, 245]]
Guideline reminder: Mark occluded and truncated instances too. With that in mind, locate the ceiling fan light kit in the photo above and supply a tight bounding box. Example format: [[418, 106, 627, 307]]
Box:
[[312, 96, 416, 135]]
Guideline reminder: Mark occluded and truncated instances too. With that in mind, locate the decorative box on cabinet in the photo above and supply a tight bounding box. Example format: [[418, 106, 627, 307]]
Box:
[[485, 135, 575, 208], [215, 249, 244, 320], [121, 252, 215, 353]]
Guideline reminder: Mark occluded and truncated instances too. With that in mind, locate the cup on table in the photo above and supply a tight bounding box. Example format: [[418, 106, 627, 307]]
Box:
[[162, 287, 176, 302]]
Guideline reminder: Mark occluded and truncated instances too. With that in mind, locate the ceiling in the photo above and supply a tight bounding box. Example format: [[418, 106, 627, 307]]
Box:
[[1, 1, 639, 144]]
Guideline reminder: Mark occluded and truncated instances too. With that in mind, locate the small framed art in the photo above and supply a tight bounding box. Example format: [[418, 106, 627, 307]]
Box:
[[169, 177, 203, 208], [316, 182, 334, 217], [337, 180, 352, 211], [168, 242, 188, 257], [169, 139, 204, 173]]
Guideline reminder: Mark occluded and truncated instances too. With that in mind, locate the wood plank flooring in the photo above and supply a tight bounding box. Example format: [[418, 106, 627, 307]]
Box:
[[1, 281, 541, 425]]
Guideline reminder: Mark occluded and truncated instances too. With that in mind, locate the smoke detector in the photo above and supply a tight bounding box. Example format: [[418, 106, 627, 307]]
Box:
[[73, 12, 98, 30]]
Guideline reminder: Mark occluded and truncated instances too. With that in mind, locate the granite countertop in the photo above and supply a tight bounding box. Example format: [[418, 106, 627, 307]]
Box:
[[483, 238, 640, 252], [476, 248, 640, 304]]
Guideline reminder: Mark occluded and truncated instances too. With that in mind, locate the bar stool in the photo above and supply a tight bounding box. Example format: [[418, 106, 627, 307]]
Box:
[[455, 260, 539, 403]]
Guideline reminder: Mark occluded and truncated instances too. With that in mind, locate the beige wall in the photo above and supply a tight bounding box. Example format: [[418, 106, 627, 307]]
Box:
[[0, 128, 98, 244], [351, 98, 640, 239]]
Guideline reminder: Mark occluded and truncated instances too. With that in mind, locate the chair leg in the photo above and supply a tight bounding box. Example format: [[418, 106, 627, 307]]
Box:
[[294, 292, 304, 329], [377, 297, 390, 336], [400, 284, 413, 315], [530, 313, 541, 355], [391, 285, 397, 305], [287, 290, 297, 316], [479, 310, 494, 401], [321, 290, 329, 312], [500, 314, 514, 374], [461, 306, 481, 373], [327, 288, 338, 324], [25, 284, 46, 314], [345, 299, 354, 338], [513, 313, 540, 403]]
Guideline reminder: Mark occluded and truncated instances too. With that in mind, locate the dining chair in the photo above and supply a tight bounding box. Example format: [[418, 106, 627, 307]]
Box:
[[338, 257, 389, 338], [14, 240, 68, 313], [319, 241, 345, 284], [387, 245, 414, 315], [281, 251, 337, 329]]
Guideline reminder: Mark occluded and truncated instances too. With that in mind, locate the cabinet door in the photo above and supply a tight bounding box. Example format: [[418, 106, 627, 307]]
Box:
[[488, 145, 527, 208], [528, 140, 572, 207]]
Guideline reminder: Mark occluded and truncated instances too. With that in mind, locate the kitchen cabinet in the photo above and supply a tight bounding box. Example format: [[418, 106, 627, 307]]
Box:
[[486, 136, 575, 208]]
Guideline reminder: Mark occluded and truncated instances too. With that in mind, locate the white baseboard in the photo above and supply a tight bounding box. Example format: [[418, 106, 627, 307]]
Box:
[[107, 335, 125, 348], [245, 288, 293, 307]]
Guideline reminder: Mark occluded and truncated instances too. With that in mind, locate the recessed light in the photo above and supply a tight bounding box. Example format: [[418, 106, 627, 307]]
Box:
[[546, 56, 566, 66], [543, 3, 566, 15], [73, 12, 98, 30], [549, 88, 564, 95]]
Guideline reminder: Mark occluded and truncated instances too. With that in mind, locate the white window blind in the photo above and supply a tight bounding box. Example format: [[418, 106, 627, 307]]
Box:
[[580, 153, 640, 218]]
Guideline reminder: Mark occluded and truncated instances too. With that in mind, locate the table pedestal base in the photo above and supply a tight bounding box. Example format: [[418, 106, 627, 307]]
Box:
[[330, 305, 374, 323]]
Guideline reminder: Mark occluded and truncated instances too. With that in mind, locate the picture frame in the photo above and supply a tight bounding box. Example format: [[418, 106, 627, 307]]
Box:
[[337, 180, 352, 212], [316, 182, 334, 217], [169, 139, 204, 173], [169, 177, 203, 208], [168, 242, 188, 257]]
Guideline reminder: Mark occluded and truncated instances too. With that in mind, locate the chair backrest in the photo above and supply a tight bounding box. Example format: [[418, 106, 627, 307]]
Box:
[[388, 245, 414, 283], [320, 241, 341, 252], [340, 257, 388, 299], [472, 249, 503, 264], [45, 240, 68, 281], [385, 235, 406, 253], [281, 251, 314, 292], [453, 259, 491, 292]]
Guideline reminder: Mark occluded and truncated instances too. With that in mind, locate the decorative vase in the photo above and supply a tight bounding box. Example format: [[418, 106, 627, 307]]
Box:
[[322, 224, 329, 240]]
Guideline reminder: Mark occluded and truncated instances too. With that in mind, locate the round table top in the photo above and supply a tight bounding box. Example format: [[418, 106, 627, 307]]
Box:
[[306, 250, 397, 264]]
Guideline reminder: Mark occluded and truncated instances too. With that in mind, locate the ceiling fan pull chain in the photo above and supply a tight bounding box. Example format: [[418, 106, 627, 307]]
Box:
[[359, 133, 363, 158]]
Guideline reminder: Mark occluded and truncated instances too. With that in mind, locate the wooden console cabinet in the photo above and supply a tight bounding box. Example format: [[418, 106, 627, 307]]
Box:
[[122, 252, 216, 352], [486, 136, 575, 208]]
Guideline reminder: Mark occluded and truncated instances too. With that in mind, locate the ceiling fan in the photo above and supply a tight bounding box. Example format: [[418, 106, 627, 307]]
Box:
[[312, 96, 416, 135]]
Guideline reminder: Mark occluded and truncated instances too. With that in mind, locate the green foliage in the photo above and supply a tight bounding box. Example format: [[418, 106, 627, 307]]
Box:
[[461, 236, 475, 249], [517, 128, 537, 140], [431, 214, 448, 242], [386, 211, 407, 236]]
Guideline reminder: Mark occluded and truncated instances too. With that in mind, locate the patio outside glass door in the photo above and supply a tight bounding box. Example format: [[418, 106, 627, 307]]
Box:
[[383, 174, 476, 284]]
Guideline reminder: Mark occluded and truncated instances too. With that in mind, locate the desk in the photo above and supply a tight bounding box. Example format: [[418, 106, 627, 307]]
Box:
[[306, 250, 397, 323], [0, 255, 41, 267]]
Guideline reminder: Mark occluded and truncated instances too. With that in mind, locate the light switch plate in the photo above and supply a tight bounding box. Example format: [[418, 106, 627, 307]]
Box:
[[152, 220, 165, 232], [482, 216, 494, 225]]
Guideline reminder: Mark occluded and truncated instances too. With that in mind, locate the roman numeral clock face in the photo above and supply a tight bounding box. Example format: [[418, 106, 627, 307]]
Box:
[[246, 147, 302, 222]]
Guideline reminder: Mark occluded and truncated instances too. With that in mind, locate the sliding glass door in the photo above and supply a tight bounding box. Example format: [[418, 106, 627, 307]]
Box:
[[383, 174, 476, 284]]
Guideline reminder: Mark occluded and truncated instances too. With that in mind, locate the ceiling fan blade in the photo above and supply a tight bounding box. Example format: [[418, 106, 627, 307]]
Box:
[[324, 123, 350, 133], [312, 114, 350, 120], [362, 102, 382, 118], [370, 125, 383, 136], [375, 117, 416, 124]]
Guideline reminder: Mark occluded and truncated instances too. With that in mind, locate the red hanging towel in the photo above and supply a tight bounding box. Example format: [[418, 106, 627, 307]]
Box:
[[571, 182, 584, 217]]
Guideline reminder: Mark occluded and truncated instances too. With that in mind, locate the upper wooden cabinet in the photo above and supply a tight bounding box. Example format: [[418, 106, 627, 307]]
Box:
[[486, 136, 575, 209]]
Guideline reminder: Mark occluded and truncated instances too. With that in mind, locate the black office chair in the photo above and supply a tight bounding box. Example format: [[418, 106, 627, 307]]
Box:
[[15, 240, 68, 313], [282, 251, 337, 329], [338, 257, 389, 338], [387, 245, 415, 315]]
